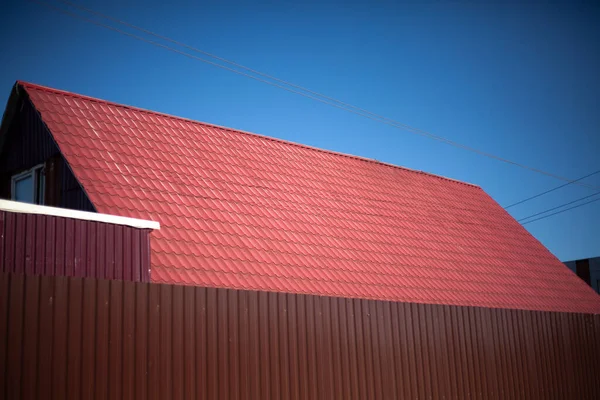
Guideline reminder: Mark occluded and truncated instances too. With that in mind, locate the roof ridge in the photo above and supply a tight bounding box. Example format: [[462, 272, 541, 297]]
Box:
[[17, 80, 480, 188]]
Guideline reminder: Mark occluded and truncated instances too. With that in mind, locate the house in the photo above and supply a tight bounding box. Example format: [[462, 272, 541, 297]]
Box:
[[1, 81, 599, 398], [1, 80, 598, 313], [564, 257, 600, 294]]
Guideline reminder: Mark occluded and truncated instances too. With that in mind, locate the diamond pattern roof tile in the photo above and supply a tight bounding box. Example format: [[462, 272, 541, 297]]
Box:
[[17, 81, 600, 314]]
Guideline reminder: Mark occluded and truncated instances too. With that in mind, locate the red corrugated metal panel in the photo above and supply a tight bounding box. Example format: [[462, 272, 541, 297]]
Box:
[[1, 272, 599, 399], [80, 276, 96, 399], [0, 273, 8, 393], [0, 210, 151, 282], [122, 281, 136, 400], [5, 273, 24, 399]]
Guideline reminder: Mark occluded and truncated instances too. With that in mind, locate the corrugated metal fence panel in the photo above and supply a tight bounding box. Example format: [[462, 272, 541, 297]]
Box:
[[0, 211, 150, 282], [0, 272, 598, 399]]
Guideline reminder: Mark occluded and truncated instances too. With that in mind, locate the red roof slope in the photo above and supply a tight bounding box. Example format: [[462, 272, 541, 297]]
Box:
[[18, 81, 600, 313]]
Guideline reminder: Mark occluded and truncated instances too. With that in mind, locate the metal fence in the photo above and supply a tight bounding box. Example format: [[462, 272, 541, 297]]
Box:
[[1, 272, 599, 399], [0, 210, 151, 281]]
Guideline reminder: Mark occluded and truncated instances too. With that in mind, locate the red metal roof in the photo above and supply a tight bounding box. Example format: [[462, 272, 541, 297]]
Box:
[[17, 81, 600, 313]]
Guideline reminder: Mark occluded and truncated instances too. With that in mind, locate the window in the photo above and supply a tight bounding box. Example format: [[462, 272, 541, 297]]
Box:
[[11, 165, 45, 205]]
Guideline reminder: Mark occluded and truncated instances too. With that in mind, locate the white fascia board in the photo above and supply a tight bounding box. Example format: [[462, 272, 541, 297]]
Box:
[[0, 199, 160, 230]]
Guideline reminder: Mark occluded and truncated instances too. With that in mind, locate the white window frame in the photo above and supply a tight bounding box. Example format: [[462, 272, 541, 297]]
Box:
[[10, 164, 45, 205]]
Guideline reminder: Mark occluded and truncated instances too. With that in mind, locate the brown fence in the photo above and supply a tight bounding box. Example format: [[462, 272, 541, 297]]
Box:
[[1, 272, 599, 399], [0, 210, 151, 281]]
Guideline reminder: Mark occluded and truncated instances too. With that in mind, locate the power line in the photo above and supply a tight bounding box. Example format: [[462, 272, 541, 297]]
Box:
[[30, 2, 367, 110], [58, 0, 382, 115], [35, 0, 600, 190], [518, 192, 600, 222], [521, 197, 600, 225], [34, 1, 600, 231], [504, 169, 600, 209]]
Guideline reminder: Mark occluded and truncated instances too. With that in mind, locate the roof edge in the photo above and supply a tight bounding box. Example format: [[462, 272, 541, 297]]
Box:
[[16, 81, 102, 213], [0, 199, 160, 230], [17, 81, 480, 189], [0, 82, 23, 158]]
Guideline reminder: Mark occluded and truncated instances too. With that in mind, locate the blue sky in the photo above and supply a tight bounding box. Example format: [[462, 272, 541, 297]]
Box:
[[1, 0, 599, 261]]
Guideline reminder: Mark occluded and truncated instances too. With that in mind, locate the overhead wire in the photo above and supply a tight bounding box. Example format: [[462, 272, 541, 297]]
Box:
[[30, 3, 379, 114], [518, 192, 600, 222], [504, 169, 600, 209], [27, 1, 600, 226], [33, 0, 600, 190], [520, 197, 600, 225]]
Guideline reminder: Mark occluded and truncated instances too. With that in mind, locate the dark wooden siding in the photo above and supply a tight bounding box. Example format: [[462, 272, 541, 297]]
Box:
[[0, 97, 94, 211], [0, 272, 598, 399], [0, 210, 151, 282]]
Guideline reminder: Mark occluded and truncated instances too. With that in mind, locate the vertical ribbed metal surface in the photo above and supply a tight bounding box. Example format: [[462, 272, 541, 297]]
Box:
[[0, 211, 151, 282], [0, 272, 598, 399]]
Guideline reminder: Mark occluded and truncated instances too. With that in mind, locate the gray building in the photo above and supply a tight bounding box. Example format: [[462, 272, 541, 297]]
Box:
[[564, 257, 600, 294]]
